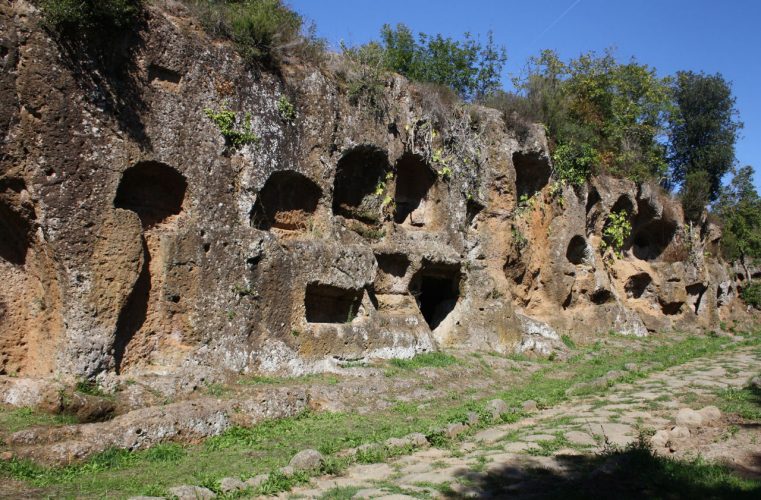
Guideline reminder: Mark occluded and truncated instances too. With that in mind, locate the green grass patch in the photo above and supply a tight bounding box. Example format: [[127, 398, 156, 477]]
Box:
[[389, 352, 459, 370], [0, 407, 76, 434], [716, 384, 761, 421], [3, 332, 759, 498]]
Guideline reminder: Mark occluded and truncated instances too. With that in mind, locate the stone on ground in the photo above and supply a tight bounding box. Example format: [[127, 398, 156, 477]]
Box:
[[650, 429, 670, 448], [167, 485, 216, 499], [565, 430, 597, 446], [485, 399, 508, 420], [675, 408, 704, 427], [288, 449, 324, 471], [698, 405, 721, 424], [219, 477, 246, 493], [522, 400, 538, 412]]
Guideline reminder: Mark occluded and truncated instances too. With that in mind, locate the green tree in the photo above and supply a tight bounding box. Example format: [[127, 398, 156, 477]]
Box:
[[375, 23, 507, 101], [715, 166, 761, 270], [680, 170, 711, 223], [507, 49, 671, 182], [668, 71, 742, 200]]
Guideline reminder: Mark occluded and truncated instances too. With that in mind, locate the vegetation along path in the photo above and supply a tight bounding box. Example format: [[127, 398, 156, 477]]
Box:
[[2, 333, 760, 498], [285, 344, 761, 499]]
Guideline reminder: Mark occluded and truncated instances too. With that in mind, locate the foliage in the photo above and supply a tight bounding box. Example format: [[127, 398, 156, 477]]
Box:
[[204, 105, 259, 148], [668, 71, 742, 200], [184, 0, 324, 65], [39, 0, 142, 39], [505, 49, 672, 182], [74, 380, 108, 397], [601, 210, 632, 257], [680, 169, 712, 223], [740, 282, 761, 309], [276, 94, 296, 122], [3, 333, 759, 497], [348, 23, 506, 101], [340, 41, 388, 118], [552, 141, 598, 187], [714, 166, 761, 262]]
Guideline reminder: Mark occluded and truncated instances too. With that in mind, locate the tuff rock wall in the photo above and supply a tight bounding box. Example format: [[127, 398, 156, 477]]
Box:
[[0, 2, 751, 384]]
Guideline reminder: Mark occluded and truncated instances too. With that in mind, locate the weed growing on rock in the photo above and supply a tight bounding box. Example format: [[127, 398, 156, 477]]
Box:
[[204, 106, 259, 148], [277, 95, 296, 123], [601, 210, 632, 258]]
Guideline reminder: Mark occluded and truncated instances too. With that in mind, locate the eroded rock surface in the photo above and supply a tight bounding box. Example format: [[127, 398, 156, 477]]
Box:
[[0, 2, 755, 416]]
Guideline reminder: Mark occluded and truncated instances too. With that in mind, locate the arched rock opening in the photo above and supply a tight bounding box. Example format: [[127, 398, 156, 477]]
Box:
[[393, 153, 439, 227], [332, 146, 389, 224], [114, 161, 187, 227], [410, 261, 462, 330], [625, 273, 653, 299], [374, 252, 410, 293], [610, 195, 635, 216], [513, 151, 551, 200], [566, 235, 589, 265], [0, 180, 35, 266], [251, 171, 321, 231], [304, 283, 363, 323], [628, 198, 678, 261], [686, 283, 707, 314]]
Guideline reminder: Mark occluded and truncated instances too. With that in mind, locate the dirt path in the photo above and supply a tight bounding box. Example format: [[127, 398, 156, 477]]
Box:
[[284, 347, 761, 498]]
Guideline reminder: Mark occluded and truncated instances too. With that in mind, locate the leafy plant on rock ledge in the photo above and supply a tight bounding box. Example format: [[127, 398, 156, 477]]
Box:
[[204, 105, 259, 149], [600, 210, 632, 259]]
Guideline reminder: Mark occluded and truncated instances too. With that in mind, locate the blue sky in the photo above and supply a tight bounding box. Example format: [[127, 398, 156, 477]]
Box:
[[289, 0, 761, 190]]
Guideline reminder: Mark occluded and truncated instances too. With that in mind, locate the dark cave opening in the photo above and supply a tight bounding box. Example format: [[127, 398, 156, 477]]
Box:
[[0, 204, 33, 266], [627, 198, 678, 261], [513, 151, 551, 200], [686, 283, 707, 314], [393, 153, 437, 226], [625, 273, 653, 299], [251, 170, 321, 230], [332, 146, 389, 224], [114, 161, 187, 227], [566, 235, 589, 265], [304, 283, 363, 324], [411, 262, 462, 330], [376, 252, 410, 278], [0, 179, 34, 266]]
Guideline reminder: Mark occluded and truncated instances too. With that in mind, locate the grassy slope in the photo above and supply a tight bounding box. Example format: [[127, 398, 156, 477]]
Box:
[[0, 332, 759, 498]]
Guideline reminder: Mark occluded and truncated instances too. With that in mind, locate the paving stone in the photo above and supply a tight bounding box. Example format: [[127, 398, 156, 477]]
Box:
[[473, 427, 508, 444], [565, 431, 597, 446], [503, 441, 540, 452], [522, 434, 556, 442]]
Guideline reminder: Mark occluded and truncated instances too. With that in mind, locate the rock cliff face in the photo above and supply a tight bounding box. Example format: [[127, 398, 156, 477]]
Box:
[[0, 2, 750, 383]]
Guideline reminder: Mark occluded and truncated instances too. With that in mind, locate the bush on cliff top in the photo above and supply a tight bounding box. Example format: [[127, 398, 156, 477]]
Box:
[[39, 0, 142, 38], [184, 0, 325, 65]]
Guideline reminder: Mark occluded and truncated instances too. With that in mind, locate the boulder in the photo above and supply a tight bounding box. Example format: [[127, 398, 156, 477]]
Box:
[[245, 474, 268, 488], [698, 405, 721, 424], [650, 429, 670, 448], [404, 433, 429, 447], [522, 400, 538, 412], [288, 449, 324, 471], [219, 477, 246, 493], [444, 422, 468, 439], [669, 426, 690, 440], [675, 408, 703, 428], [167, 486, 216, 500], [485, 399, 508, 420]]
